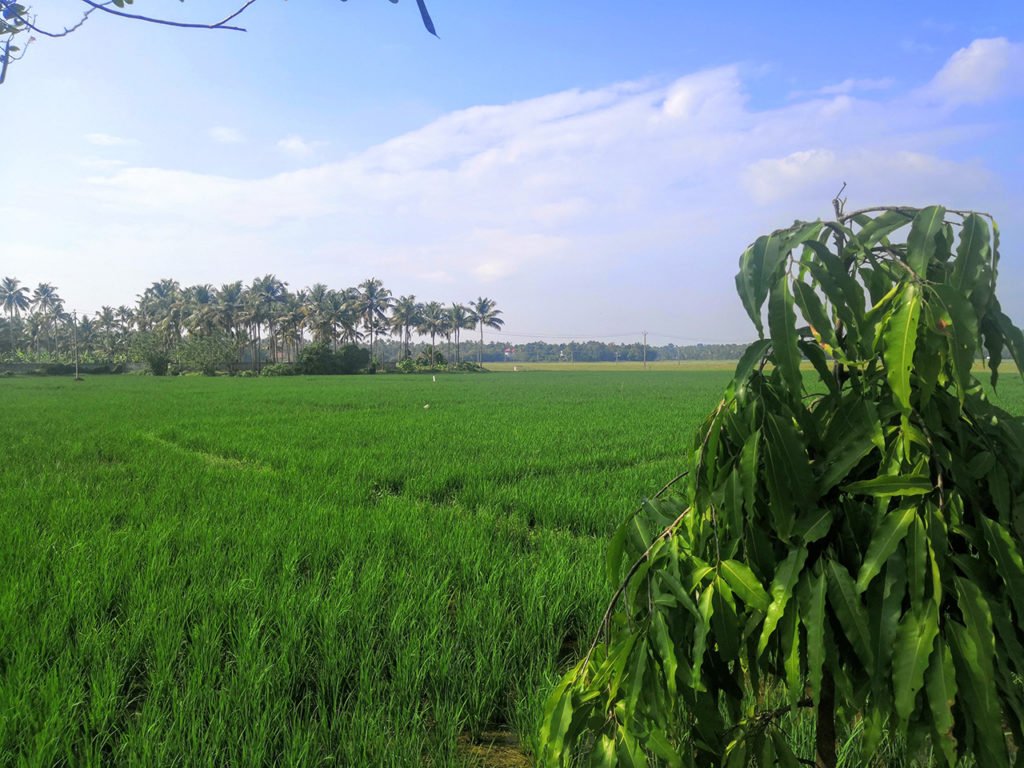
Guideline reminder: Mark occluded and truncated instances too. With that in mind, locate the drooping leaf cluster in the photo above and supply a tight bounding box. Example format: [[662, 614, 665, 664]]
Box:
[[541, 207, 1024, 766]]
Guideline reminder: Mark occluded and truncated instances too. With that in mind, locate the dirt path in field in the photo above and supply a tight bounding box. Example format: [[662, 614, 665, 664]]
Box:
[[457, 731, 531, 767]]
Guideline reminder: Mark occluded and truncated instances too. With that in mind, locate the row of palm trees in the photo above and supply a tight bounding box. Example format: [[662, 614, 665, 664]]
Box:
[[0, 275, 504, 367]]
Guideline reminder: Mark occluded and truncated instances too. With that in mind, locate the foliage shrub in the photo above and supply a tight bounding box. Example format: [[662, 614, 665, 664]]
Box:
[[132, 332, 172, 376], [448, 361, 486, 372], [179, 333, 240, 376], [542, 206, 1024, 767], [260, 363, 297, 377], [296, 342, 370, 375], [417, 349, 446, 367]]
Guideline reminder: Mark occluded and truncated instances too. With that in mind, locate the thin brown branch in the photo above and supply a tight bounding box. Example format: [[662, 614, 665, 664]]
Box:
[[77, 0, 254, 32], [10, 2, 115, 39]]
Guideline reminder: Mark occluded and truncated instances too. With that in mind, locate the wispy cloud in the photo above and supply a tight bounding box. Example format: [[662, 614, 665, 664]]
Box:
[[917, 37, 1024, 107], [84, 133, 137, 147], [209, 126, 245, 144], [277, 135, 327, 158], [30, 39, 1024, 340], [801, 77, 895, 98]]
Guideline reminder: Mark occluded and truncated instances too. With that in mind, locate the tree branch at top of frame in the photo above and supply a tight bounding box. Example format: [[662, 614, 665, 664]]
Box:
[[0, 0, 436, 85]]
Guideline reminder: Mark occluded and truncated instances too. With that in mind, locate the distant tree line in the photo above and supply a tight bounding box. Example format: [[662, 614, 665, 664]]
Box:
[[497, 340, 752, 363], [0, 275, 503, 373]]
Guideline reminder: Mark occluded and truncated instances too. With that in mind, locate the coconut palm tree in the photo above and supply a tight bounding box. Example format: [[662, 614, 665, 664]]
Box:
[[277, 293, 305, 362], [440, 310, 454, 366], [357, 278, 393, 363], [214, 282, 245, 361], [182, 284, 218, 338], [418, 301, 445, 368], [115, 306, 135, 356], [390, 295, 421, 359], [31, 282, 63, 354], [448, 303, 474, 364], [95, 305, 119, 362], [0, 277, 31, 354], [25, 313, 45, 357], [248, 274, 289, 363], [468, 296, 504, 365]]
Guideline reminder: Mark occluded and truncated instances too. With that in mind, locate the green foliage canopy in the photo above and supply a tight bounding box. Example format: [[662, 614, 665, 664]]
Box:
[[541, 206, 1024, 766]]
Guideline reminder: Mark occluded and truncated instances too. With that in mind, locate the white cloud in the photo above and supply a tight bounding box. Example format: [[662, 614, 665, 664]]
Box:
[[919, 37, 1024, 107], [76, 157, 129, 171], [810, 77, 895, 97], [277, 135, 326, 158], [209, 126, 245, 144], [84, 133, 137, 147], [743, 149, 990, 205], [17, 42, 1023, 341]]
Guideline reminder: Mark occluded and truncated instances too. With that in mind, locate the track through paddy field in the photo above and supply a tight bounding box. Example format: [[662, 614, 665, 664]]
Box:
[[1, 370, 1021, 765]]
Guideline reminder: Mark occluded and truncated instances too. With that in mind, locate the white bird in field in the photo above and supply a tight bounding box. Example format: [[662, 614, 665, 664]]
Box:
[[424, 404, 430, 409], [432, 375, 436, 382]]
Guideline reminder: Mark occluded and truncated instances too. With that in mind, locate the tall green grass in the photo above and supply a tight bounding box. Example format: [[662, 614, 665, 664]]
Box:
[[2, 371, 1021, 765], [0, 372, 726, 765]]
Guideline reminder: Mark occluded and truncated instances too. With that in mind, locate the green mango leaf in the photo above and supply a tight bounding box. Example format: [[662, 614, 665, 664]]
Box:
[[691, 582, 716, 689], [798, 567, 827, 707], [948, 621, 1008, 767], [905, 514, 927, 607], [925, 638, 959, 767], [892, 603, 940, 729], [906, 205, 946, 276], [952, 213, 990, 295], [930, 283, 979, 401], [719, 559, 770, 612], [758, 546, 807, 655], [853, 208, 913, 248], [871, 550, 906, 701], [736, 234, 782, 337], [779, 219, 825, 255], [883, 283, 922, 414], [644, 729, 682, 768], [798, 339, 839, 396], [980, 310, 1004, 388], [842, 474, 932, 497], [731, 338, 772, 388], [768, 274, 804, 398], [781, 604, 802, 705], [856, 506, 917, 593], [980, 517, 1024, 623], [712, 577, 740, 661], [819, 397, 883, 492], [615, 728, 649, 767], [793, 279, 836, 348], [826, 560, 874, 666], [539, 675, 577, 761], [793, 507, 834, 544], [607, 518, 630, 589], [764, 412, 816, 528], [651, 612, 678, 696], [769, 730, 803, 768], [997, 311, 1024, 384], [739, 429, 760, 518]]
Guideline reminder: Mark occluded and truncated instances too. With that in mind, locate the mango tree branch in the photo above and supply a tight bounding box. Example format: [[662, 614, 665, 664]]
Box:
[[78, 0, 254, 32], [7, 2, 113, 39]]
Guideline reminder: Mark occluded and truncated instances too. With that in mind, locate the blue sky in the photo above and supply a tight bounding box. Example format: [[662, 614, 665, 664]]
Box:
[[3, 1, 1023, 343]]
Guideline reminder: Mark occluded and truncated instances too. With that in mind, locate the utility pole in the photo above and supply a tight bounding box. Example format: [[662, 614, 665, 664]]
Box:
[[643, 331, 648, 369], [72, 310, 80, 380]]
